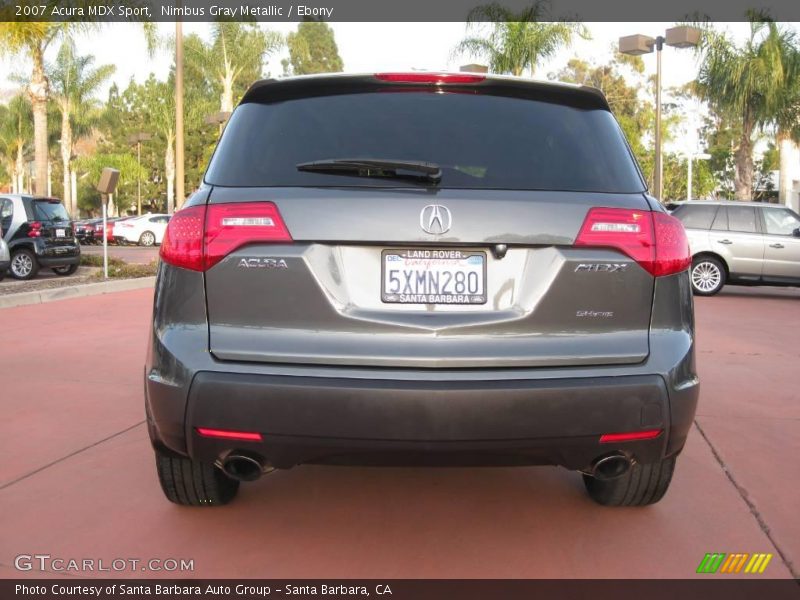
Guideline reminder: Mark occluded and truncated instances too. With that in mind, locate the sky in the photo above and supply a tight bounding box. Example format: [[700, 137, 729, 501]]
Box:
[[0, 21, 770, 156]]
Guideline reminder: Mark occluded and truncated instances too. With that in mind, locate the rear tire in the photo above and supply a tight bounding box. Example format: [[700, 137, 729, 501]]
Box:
[[52, 264, 79, 276], [154, 448, 239, 506], [583, 456, 676, 506], [691, 256, 725, 296], [10, 249, 39, 280]]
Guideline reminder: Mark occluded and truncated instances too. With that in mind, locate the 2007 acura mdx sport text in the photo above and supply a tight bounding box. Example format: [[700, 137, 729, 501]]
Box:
[[145, 72, 699, 507]]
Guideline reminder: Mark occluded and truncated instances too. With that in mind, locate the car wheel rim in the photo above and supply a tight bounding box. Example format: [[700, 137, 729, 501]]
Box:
[[691, 262, 721, 292], [143, 233, 154, 246], [11, 254, 33, 277]]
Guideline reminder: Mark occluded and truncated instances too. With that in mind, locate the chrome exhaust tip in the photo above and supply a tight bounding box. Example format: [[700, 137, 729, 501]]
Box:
[[220, 453, 267, 482], [590, 453, 632, 480]]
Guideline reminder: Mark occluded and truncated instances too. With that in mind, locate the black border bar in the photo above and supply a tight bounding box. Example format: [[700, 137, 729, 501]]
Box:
[[3, 0, 800, 22], [4, 579, 800, 600]]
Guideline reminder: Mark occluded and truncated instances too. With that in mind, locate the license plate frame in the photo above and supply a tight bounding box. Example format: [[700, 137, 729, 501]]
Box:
[[55, 228, 65, 238], [381, 248, 487, 305]]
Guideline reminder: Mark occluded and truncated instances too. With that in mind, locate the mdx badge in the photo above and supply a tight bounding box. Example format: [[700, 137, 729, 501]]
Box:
[[575, 263, 628, 273], [238, 258, 289, 269], [420, 204, 452, 235]]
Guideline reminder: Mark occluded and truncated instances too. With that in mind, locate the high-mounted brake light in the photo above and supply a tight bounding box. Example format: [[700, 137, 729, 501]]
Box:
[[196, 427, 263, 442], [599, 429, 663, 443], [375, 72, 485, 84], [159, 202, 292, 272], [575, 208, 690, 277]]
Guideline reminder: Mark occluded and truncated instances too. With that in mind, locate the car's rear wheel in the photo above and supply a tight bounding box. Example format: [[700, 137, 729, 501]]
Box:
[[691, 257, 725, 296], [154, 448, 239, 506], [53, 264, 79, 276], [139, 231, 156, 247], [10, 249, 39, 280], [583, 456, 676, 506]]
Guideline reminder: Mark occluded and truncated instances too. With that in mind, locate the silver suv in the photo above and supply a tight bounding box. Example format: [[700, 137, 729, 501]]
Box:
[[671, 201, 800, 295], [145, 73, 699, 507]]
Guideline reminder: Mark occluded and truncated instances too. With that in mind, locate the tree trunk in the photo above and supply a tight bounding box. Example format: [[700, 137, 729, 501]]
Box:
[[15, 145, 24, 194], [71, 170, 78, 216], [60, 107, 73, 215], [221, 71, 234, 113], [733, 116, 754, 200], [28, 46, 49, 196], [166, 134, 175, 214], [777, 129, 798, 209], [220, 35, 234, 113]]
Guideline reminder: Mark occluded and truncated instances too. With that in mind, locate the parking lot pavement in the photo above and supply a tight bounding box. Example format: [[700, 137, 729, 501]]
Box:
[[81, 244, 159, 264], [0, 286, 798, 579]]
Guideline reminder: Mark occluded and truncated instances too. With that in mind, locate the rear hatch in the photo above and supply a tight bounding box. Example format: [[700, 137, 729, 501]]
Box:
[[28, 198, 74, 244], [191, 75, 666, 369]]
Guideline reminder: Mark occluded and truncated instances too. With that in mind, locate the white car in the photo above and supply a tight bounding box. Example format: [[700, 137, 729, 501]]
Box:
[[113, 214, 170, 246]]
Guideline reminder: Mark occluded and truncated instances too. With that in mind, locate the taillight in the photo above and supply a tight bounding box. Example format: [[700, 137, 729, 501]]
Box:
[[375, 72, 485, 84], [159, 205, 205, 271], [574, 208, 690, 277], [650, 212, 692, 276], [204, 202, 291, 270], [27, 221, 42, 237], [159, 202, 292, 272]]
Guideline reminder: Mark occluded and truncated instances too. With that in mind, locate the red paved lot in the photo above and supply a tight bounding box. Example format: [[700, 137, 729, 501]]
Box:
[[0, 286, 797, 579]]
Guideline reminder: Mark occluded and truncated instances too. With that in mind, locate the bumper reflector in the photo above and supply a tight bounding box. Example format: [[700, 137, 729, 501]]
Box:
[[599, 429, 663, 444], [196, 427, 263, 442]]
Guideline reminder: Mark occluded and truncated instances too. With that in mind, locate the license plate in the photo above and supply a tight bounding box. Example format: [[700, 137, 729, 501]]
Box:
[[55, 229, 65, 238], [381, 249, 487, 304]]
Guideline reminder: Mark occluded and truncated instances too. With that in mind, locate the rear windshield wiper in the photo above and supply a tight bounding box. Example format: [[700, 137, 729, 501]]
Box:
[[296, 158, 442, 184]]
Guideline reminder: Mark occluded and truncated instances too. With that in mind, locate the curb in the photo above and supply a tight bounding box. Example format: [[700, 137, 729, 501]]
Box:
[[0, 277, 156, 309]]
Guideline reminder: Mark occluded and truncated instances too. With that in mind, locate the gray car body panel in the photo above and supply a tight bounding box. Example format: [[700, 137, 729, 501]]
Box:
[[205, 187, 654, 368]]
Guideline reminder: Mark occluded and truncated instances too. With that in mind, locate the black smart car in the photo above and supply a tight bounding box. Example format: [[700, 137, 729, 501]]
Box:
[[0, 195, 81, 280]]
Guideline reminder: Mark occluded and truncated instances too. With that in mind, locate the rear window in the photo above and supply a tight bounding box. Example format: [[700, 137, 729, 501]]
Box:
[[33, 200, 70, 222], [205, 92, 644, 193], [673, 205, 718, 229]]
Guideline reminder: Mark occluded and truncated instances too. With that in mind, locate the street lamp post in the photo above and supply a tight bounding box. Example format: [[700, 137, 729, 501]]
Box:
[[175, 17, 185, 214], [687, 152, 711, 201], [619, 26, 701, 202], [128, 132, 152, 216]]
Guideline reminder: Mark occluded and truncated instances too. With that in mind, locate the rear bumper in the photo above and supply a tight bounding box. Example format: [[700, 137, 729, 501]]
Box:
[[150, 369, 694, 470], [34, 240, 80, 267], [0, 259, 9, 274]]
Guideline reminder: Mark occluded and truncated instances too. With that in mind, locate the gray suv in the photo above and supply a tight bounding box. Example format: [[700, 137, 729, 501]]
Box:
[[671, 201, 800, 295], [145, 73, 699, 507]]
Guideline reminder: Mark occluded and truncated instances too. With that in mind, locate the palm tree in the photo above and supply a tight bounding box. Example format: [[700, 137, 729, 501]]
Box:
[[453, 2, 588, 77], [695, 18, 798, 200], [0, 95, 33, 193], [771, 46, 800, 207], [49, 41, 115, 217], [0, 22, 72, 195], [0, 19, 156, 197]]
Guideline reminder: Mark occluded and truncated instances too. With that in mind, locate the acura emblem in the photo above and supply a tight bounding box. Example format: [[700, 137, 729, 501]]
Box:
[[420, 204, 452, 235]]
